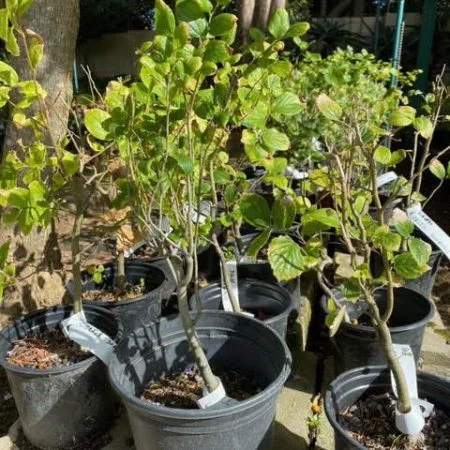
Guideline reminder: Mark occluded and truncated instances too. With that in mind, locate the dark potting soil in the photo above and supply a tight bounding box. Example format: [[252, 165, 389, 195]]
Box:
[[5, 329, 91, 369], [140, 367, 263, 409], [82, 282, 148, 303], [339, 393, 450, 450], [128, 245, 157, 259], [0, 368, 18, 435]]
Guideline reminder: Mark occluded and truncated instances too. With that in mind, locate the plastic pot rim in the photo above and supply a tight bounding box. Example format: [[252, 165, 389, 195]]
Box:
[[0, 304, 119, 376], [324, 365, 450, 450], [323, 287, 435, 334], [108, 311, 292, 420]]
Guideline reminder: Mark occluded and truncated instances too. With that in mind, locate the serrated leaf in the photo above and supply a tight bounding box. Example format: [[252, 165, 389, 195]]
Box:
[[224, 184, 238, 206], [286, 22, 309, 38], [268, 8, 290, 39], [241, 103, 268, 129], [272, 195, 295, 231], [393, 252, 428, 280], [316, 93, 342, 121], [391, 209, 414, 237], [271, 60, 292, 78], [247, 229, 271, 258], [0, 61, 18, 85], [188, 18, 208, 38], [176, 0, 204, 22], [301, 208, 340, 234], [84, 109, 111, 140], [7, 187, 28, 207], [239, 193, 271, 229], [173, 153, 193, 174], [408, 237, 431, 266], [272, 92, 302, 116], [261, 128, 290, 151], [389, 106, 416, 127], [155, 0, 175, 35], [268, 235, 304, 281], [28, 180, 45, 206], [373, 146, 391, 165], [374, 228, 401, 251], [413, 116, 433, 139], [430, 159, 446, 180], [204, 40, 228, 63], [389, 149, 406, 166]]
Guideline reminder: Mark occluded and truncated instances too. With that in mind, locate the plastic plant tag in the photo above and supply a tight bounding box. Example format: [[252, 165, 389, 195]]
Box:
[[124, 236, 149, 258], [220, 260, 239, 312], [376, 171, 398, 188], [196, 377, 227, 409], [390, 344, 434, 434], [61, 311, 116, 364], [407, 203, 450, 260]]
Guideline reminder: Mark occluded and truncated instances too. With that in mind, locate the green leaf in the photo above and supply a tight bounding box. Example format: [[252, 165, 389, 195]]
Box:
[[272, 195, 296, 231], [174, 22, 189, 48], [301, 208, 340, 234], [7, 187, 28, 207], [271, 60, 292, 78], [0, 61, 18, 85], [224, 184, 238, 206], [173, 153, 193, 174], [393, 252, 428, 280], [391, 209, 414, 237], [61, 152, 79, 176], [268, 235, 304, 281], [84, 109, 111, 140], [209, 13, 237, 36], [408, 237, 431, 266], [241, 103, 268, 129], [247, 229, 271, 258], [239, 193, 271, 229], [268, 8, 290, 39], [188, 18, 208, 38], [0, 242, 9, 268], [285, 22, 309, 38], [28, 180, 45, 206], [176, 0, 204, 22], [316, 93, 342, 121], [389, 149, 406, 166], [374, 228, 401, 251], [155, 0, 176, 35], [326, 303, 346, 337], [413, 116, 433, 139], [429, 159, 446, 180], [204, 40, 228, 63], [373, 146, 391, 165], [272, 92, 302, 116], [249, 27, 265, 41], [261, 128, 290, 151], [28, 36, 43, 70], [17, 0, 33, 16], [389, 106, 416, 127], [0, 9, 8, 41], [6, 28, 19, 56]]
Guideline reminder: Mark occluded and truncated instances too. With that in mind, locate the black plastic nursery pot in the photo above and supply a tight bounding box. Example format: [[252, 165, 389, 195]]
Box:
[[325, 366, 450, 450], [321, 287, 435, 374], [0, 305, 121, 450], [189, 278, 292, 338], [108, 311, 292, 450], [68, 260, 176, 332]]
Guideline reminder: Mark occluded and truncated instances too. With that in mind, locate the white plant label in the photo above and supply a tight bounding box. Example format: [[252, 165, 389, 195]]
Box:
[[124, 236, 150, 258], [390, 344, 434, 434], [407, 203, 450, 260], [221, 260, 239, 312], [196, 378, 227, 409], [285, 166, 309, 180], [376, 171, 398, 188], [62, 312, 116, 364]]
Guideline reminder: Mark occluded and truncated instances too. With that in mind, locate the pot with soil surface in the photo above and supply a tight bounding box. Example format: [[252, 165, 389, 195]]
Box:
[[0, 305, 121, 450], [108, 311, 291, 450], [189, 278, 292, 337], [320, 287, 434, 374], [325, 366, 450, 450], [67, 260, 176, 332]]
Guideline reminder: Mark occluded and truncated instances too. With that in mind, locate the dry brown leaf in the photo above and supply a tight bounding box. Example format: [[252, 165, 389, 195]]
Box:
[[116, 224, 146, 252]]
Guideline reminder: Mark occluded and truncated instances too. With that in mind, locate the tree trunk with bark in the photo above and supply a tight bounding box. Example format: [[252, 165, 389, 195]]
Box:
[[238, 0, 287, 44], [0, 0, 80, 325]]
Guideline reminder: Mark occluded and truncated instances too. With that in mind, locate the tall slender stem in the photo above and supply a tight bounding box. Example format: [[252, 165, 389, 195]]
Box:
[[71, 177, 84, 313]]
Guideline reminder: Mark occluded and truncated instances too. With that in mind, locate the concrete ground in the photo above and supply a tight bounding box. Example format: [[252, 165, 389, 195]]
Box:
[[1, 311, 449, 450]]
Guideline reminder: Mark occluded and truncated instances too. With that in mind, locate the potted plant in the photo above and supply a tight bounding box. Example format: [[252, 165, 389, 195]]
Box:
[[261, 71, 450, 447], [0, 4, 123, 448], [92, 2, 311, 448]]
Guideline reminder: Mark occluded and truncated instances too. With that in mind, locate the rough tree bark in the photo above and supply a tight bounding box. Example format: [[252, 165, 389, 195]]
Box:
[[0, 0, 80, 325], [238, 0, 287, 44]]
